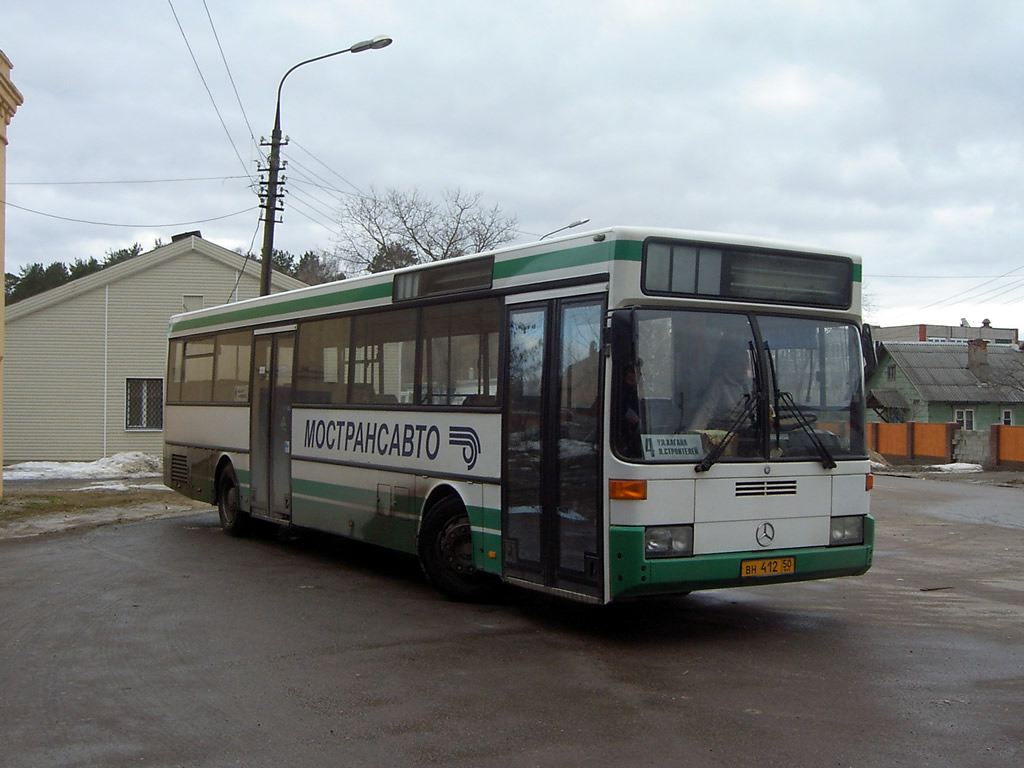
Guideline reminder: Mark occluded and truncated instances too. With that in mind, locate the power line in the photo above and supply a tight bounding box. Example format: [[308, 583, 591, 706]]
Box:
[[283, 152, 354, 197], [1, 198, 256, 228], [166, 0, 253, 183], [286, 203, 345, 240], [963, 276, 1024, 304], [8, 175, 249, 186], [918, 265, 1024, 310], [289, 139, 366, 196], [286, 188, 344, 233], [202, 0, 258, 150], [865, 273, 1021, 279], [227, 216, 264, 303]]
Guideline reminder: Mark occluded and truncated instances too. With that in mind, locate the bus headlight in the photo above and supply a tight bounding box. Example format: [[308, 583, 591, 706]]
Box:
[[645, 525, 694, 558], [829, 516, 864, 546]]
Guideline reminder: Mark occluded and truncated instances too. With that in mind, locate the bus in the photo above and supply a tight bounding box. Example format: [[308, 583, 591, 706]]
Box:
[[164, 226, 874, 603]]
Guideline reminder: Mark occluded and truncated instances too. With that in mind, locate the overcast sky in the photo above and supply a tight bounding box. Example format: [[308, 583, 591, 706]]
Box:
[[4, 0, 1023, 329]]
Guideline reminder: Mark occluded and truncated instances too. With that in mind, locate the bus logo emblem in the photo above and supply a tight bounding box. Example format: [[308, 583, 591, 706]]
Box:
[[756, 522, 775, 547], [449, 426, 482, 471]]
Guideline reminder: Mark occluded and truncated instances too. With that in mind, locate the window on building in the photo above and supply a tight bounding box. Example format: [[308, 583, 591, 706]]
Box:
[[954, 408, 975, 431], [1003, 409, 1013, 426], [886, 364, 897, 380], [126, 378, 164, 430], [183, 294, 204, 312]]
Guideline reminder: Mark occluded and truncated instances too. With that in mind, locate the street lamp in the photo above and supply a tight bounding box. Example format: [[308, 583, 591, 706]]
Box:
[[539, 217, 590, 240], [259, 35, 393, 296]]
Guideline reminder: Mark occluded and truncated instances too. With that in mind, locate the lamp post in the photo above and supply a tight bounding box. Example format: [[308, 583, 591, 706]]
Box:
[[259, 35, 392, 296], [539, 217, 590, 240]]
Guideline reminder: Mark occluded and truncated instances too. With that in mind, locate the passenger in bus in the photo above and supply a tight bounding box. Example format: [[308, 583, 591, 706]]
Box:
[[690, 348, 752, 431]]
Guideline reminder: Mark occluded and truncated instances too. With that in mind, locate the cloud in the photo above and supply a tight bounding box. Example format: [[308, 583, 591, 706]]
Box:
[[4, 0, 1024, 326]]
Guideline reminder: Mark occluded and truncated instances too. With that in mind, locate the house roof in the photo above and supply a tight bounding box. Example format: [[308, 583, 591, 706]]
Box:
[[867, 388, 910, 409], [5, 235, 307, 322], [881, 341, 1024, 404]]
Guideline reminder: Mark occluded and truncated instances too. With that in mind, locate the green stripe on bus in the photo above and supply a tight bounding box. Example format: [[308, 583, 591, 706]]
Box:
[[852, 262, 862, 282], [172, 238, 646, 333], [170, 280, 393, 333], [467, 505, 503, 576], [491, 239, 640, 280], [291, 477, 503, 572], [292, 477, 380, 508]]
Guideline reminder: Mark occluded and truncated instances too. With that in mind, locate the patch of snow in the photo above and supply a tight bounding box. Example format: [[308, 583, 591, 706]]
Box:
[[70, 482, 174, 493], [3, 452, 161, 481], [925, 462, 984, 473]]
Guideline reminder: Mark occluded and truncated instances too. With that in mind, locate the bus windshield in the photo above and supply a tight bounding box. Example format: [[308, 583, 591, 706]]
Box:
[[613, 309, 866, 463]]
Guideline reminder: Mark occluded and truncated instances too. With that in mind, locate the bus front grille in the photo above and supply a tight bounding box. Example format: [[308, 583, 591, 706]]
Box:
[[735, 480, 798, 497]]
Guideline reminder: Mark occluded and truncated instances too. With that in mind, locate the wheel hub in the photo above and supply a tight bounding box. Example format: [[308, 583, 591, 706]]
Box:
[[439, 517, 475, 575]]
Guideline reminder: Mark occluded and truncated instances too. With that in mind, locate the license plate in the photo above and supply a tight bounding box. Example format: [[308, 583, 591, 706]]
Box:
[[741, 556, 796, 578]]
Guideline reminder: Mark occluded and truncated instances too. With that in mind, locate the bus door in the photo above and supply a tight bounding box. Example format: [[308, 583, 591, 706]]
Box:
[[503, 295, 604, 600], [250, 328, 295, 522]]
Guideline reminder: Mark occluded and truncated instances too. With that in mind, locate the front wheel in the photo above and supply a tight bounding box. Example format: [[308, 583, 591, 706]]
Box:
[[418, 496, 495, 601], [217, 469, 250, 537]]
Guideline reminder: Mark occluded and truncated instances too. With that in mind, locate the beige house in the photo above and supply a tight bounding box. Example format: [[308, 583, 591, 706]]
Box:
[[3, 233, 305, 462]]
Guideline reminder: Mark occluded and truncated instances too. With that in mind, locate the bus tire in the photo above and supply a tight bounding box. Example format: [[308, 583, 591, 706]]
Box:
[[418, 495, 495, 602], [217, 469, 250, 537]]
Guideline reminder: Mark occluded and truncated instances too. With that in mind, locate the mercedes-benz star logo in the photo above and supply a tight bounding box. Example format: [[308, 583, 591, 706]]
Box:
[[756, 522, 775, 547]]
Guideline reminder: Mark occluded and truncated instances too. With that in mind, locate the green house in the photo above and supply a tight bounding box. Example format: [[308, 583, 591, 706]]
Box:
[[867, 340, 1024, 429]]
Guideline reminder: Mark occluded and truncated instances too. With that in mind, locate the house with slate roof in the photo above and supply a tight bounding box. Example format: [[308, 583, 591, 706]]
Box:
[[3, 233, 306, 462], [866, 340, 1024, 430]]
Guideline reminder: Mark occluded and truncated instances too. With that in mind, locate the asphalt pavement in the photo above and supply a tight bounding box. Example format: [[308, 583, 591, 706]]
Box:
[[0, 474, 1022, 767]]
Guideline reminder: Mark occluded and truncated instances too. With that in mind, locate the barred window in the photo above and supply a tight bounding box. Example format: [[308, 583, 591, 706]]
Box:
[[127, 378, 164, 430]]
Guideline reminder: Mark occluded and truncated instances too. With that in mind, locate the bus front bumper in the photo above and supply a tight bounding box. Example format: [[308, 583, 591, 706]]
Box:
[[609, 515, 874, 600]]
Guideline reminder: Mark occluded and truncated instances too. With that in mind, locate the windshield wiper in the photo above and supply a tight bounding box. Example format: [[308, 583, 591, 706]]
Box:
[[764, 341, 836, 469], [695, 392, 760, 473]]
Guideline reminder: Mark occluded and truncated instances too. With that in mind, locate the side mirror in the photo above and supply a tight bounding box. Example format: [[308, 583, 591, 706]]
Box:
[[861, 324, 878, 378]]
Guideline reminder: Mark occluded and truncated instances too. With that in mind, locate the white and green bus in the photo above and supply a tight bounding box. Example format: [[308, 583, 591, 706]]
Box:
[[164, 226, 874, 603]]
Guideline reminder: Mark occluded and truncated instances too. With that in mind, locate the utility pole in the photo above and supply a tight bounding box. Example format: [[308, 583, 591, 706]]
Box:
[[257, 36, 393, 297], [257, 115, 286, 297]]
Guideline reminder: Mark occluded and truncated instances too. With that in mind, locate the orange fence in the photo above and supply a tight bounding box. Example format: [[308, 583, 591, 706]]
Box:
[[991, 425, 1024, 469], [867, 422, 956, 463]]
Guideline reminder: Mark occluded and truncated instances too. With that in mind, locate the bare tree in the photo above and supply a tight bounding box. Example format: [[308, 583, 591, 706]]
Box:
[[336, 186, 518, 274]]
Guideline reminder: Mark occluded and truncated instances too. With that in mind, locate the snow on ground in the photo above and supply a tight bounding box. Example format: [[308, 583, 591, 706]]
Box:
[[71, 482, 173, 493], [3, 452, 162, 482], [925, 462, 984, 473]]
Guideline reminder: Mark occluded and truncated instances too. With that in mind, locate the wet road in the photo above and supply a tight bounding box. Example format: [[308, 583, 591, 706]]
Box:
[[1, 476, 1021, 767], [874, 472, 1024, 529]]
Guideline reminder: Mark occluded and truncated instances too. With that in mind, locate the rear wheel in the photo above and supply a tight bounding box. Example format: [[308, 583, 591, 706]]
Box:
[[418, 495, 495, 601], [217, 469, 250, 537]]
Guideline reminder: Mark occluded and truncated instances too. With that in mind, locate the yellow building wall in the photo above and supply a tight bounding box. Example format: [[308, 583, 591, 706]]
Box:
[[1, 50, 25, 497]]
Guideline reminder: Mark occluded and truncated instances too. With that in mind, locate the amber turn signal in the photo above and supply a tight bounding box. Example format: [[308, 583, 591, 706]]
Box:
[[609, 479, 647, 500]]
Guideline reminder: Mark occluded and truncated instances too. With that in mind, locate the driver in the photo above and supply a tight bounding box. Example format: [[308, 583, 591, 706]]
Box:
[[690, 347, 752, 430]]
